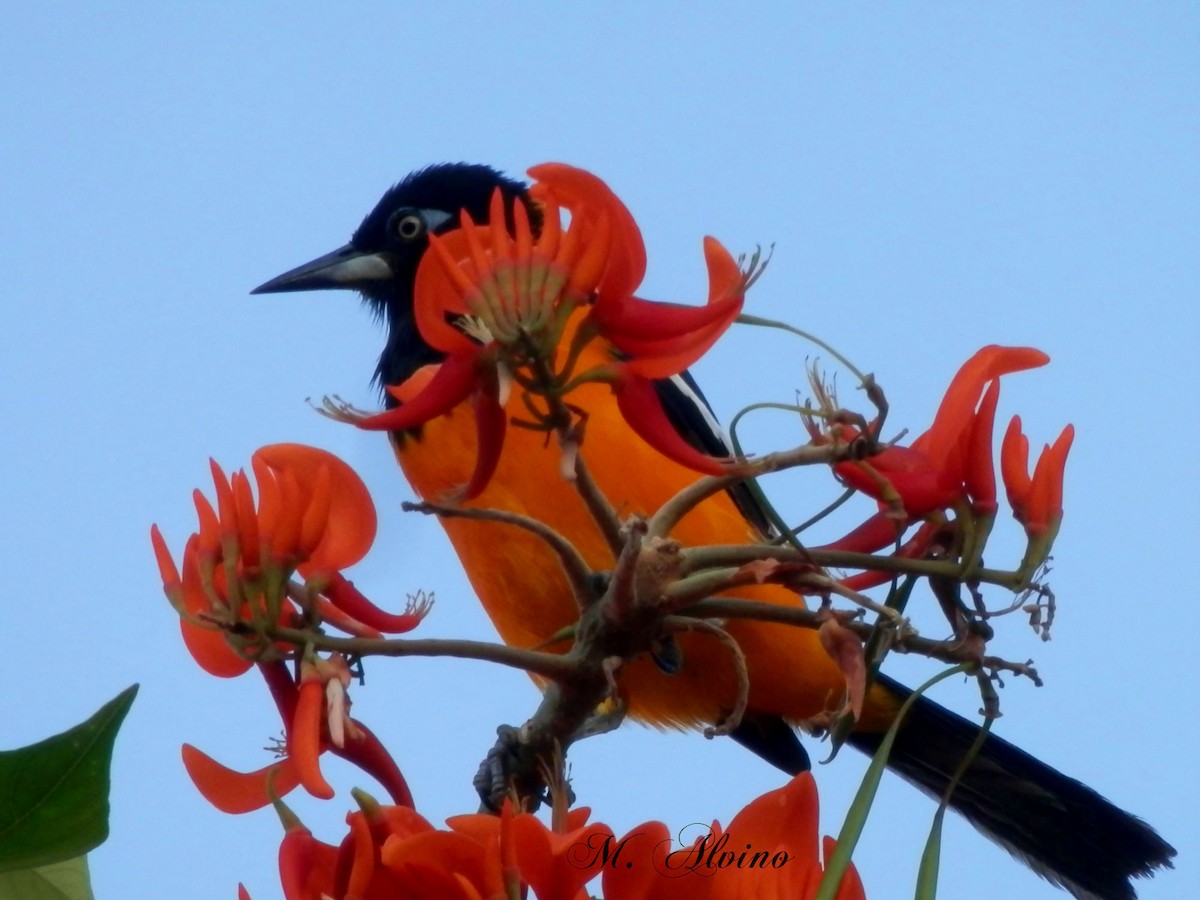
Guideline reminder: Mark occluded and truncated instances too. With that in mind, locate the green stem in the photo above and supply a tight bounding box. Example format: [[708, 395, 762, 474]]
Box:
[[736, 313, 869, 384]]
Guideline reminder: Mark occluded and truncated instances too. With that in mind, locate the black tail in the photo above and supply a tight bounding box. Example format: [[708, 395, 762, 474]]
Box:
[[844, 674, 1175, 900]]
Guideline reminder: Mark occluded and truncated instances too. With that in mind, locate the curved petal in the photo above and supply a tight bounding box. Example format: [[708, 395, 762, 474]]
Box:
[[704, 235, 743, 303], [1000, 415, 1032, 521], [1026, 424, 1075, 535], [150, 524, 181, 593], [838, 521, 940, 593], [725, 772, 820, 861], [323, 573, 427, 635], [834, 447, 960, 518], [617, 297, 743, 379], [601, 821, 695, 900], [254, 444, 378, 573], [289, 675, 335, 800], [528, 162, 646, 303], [330, 719, 416, 809], [181, 743, 301, 814], [821, 836, 867, 900], [231, 470, 261, 573], [258, 659, 300, 729], [380, 831, 498, 897], [414, 230, 477, 354], [817, 512, 905, 555], [358, 350, 481, 433], [339, 810, 378, 898], [180, 538, 253, 677], [511, 814, 613, 900], [597, 295, 740, 343], [614, 375, 729, 475], [278, 821, 340, 900], [180, 618, 252, 678], [965, 380, 1001, 514], [923, 346, 1049, 469], [457, 387, 507, 501]]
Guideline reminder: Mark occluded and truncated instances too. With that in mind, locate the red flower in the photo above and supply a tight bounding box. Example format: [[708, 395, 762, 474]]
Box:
[[340, 162, 755, 494], [826, 346, 1049, 520], [1001, 416, 1074, 538], [152, 445, 423, 813]]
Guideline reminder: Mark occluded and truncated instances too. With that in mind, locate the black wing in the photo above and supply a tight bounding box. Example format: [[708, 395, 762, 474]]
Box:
[[652, 371, 775, 537]]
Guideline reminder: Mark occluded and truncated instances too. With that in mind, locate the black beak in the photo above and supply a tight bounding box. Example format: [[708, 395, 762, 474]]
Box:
[[251, 243, 393, 294]]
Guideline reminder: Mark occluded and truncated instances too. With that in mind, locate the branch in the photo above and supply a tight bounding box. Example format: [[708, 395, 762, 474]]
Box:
[[647, 442, 842, 540], [401, 500, 596, 610], [664, 615, 749, 738], [681, 543, 1034, 592], [266, 626, 574, 681], [683, 597, 1042, 686]]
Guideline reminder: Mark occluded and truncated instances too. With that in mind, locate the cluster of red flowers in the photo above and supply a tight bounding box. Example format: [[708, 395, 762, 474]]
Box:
[[241, 772, 863, 900], [151, 444, 427, 813], [809, 345, 1073, 588], [337, 162, 758, 496]]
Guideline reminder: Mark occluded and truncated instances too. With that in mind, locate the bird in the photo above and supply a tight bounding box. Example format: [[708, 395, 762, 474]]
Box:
[[253, 162, 1175, 899]]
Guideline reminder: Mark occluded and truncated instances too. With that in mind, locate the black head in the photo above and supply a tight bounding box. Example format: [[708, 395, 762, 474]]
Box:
[[252, 163, 536, 388]]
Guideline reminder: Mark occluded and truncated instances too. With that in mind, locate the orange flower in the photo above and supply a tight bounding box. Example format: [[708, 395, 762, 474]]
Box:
[[345, 162, 752, 493], [151, 444, 415, 679], [152, 445, 422, 814], [603, 773, 865, 900], [152, 444, 428, 669], [253, 777, 864, 900]]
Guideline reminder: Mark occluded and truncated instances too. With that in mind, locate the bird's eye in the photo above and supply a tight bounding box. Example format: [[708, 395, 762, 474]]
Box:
[[389, 211, 426, 242]]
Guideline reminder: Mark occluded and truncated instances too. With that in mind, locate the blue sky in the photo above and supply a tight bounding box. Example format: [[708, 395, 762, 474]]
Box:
[[2, 4, 1195, 898]]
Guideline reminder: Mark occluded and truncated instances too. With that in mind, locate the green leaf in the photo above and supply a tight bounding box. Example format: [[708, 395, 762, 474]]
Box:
[[0, 856, 93, 900], [814, 665, 970, 900], [914, 807, 944, 900], [0, 685, 138, 873]]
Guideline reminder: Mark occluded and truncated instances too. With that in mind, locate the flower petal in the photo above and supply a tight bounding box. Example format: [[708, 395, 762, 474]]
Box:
[[922, 346, 1049, 471], [323, 573, 427, 635], [254, 444, 377, 573], [1025, 424, 1075, 535], [821, 836, 868, 900], [725, 772, 820, 861], [965, 379, 1001, 514], [1001, 415, 1033, 521], [511, 813, 613, 900], [180, 537, 253, 677], [181, 744, 301, 814], [457, 387, 507, 500], [330, 720, 415, 809], [415, 230, 478, 354], [618, 298, 743, 379], [528, 162, 646, 303], [614, 374, 729, 475], [289, 674, 335, 800], [359, 351, 482, 433]]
